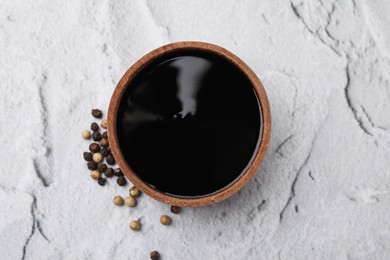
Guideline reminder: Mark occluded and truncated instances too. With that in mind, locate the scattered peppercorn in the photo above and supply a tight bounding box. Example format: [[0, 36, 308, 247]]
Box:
[[89, 143, 100, 153], [87, 161, 98, 170], [117, 176, 126, 186], [90, 170, 101, 180], [106, 154, 115, 165], [129, 186, 141, 197], [125, 196, 137, 207], [129, 220, 141, 231], [92, 109, 103, 118], [113, 196, 124, 206], [91, 122, 99, 132], [102, 131, 108, 139], [160, 215, 171, 225], [92, 131, 102, 141], [101, 147, 111, 157], [150, 251, 160, 260], [93, 153, 103, 163], [114, 168, 124, 177], [101, 119, 108, 129], [83, 152, 93, 161], [97, 177, 106, 186], [100, 138, 109, 147], [104, 168, 114, 177], [97, 163, 107, 173], [81, 130, 91, 140], [170, 206, 181, 214]]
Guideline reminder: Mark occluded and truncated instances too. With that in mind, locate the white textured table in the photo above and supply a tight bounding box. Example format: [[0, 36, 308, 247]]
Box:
[[1, 0, 390, 259]]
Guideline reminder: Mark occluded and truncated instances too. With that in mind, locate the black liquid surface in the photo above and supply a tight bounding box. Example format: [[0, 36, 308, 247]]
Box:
[[117, 50, 262, 197]]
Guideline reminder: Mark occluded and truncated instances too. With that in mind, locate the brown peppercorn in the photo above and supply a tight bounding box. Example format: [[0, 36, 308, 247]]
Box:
[[170, 206, 181, 214], [150, 251, 160, 260], [113, 196, 124, 206], [87, 161, 98, 170], [97, 163, 107, 173], [160, 215, 171, 225], [117, 176, 126, 186], [102, 131, 108, 139], [106, 154, 115, 165], [81, 130, 91, 140], [101, 147, 111, 157], [89, 143, 100, 153], [97, 177, 106, 186], [92, 109, 103, 118], [129, 220, 141, 231], [101, 119, 108, 129], [83, 152, 93, 161], [91, 122, 99, 132], [129, 186, 141, 197], [114, 168, 124, 177], [100, 138, 109, 147], [90, 170, 100, 180], [104, 168, 114, 177], [92, 131, 102, 141], [93, 153, 103, 163]]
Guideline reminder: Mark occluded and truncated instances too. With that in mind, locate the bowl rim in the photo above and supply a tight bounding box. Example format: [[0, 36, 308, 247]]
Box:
[[107, 41, 271, 207]]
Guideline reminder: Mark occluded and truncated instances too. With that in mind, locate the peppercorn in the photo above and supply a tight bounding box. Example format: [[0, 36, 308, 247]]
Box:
[[114, 168, 124, 177], [97, 163, 107, 173], [129, 186, 141, 197], [170, 206, 181, 214], [117, 176, 126, 186], [87, 161, 98, 170], [160, 215, 171, 225], [89, 143, 100, 153], [150, 251, 160, 260], [102, 131, 108, 139], [92, 109, 103, 118], [101, 147, 111, 157], [93, 153, 103, 163], [104, 168, 114, 177], [101, 119, 108, 129], [113, 196, 124, 206], [83, 152, 93, 161], [125, 196, 137, 207], [100, 138, 109, 147], [97, 177, 106, 186], [81, 130, 91, 140], [91, 122, 99, 132], [92, 131, 102, 141], [90, 170, 100, 180], [106, 154, 115, 165], [129, 220, 141, 231]]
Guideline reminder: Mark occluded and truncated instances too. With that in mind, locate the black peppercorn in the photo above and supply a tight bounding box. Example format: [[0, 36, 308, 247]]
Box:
[[98, 177, 106, 186], [114, 168, 124, 177], [117, 176, 126, 186], [150, 251, 160, 260], [97, 163, 107, 173], [91, 122, 99, 132], [102, 131, 108, 139], [104, 168, 114, 177], [106, 154, 115, 165], [101, 147, 111, 157], [92, 131, 102, 141], [87, 161, 98, 170], [83, 152, 93, 161], [100, 138, 109, 147], [89, 143, 100, 153], [170, 206, 181, 214], [92, 109, 103, 118]]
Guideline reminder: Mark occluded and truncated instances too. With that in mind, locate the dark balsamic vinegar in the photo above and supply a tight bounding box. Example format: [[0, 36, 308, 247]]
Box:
[[116, 50, 262, 197]]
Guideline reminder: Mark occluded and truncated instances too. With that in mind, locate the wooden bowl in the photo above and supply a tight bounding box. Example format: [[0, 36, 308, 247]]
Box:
[[108, 42, 271, 207]]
